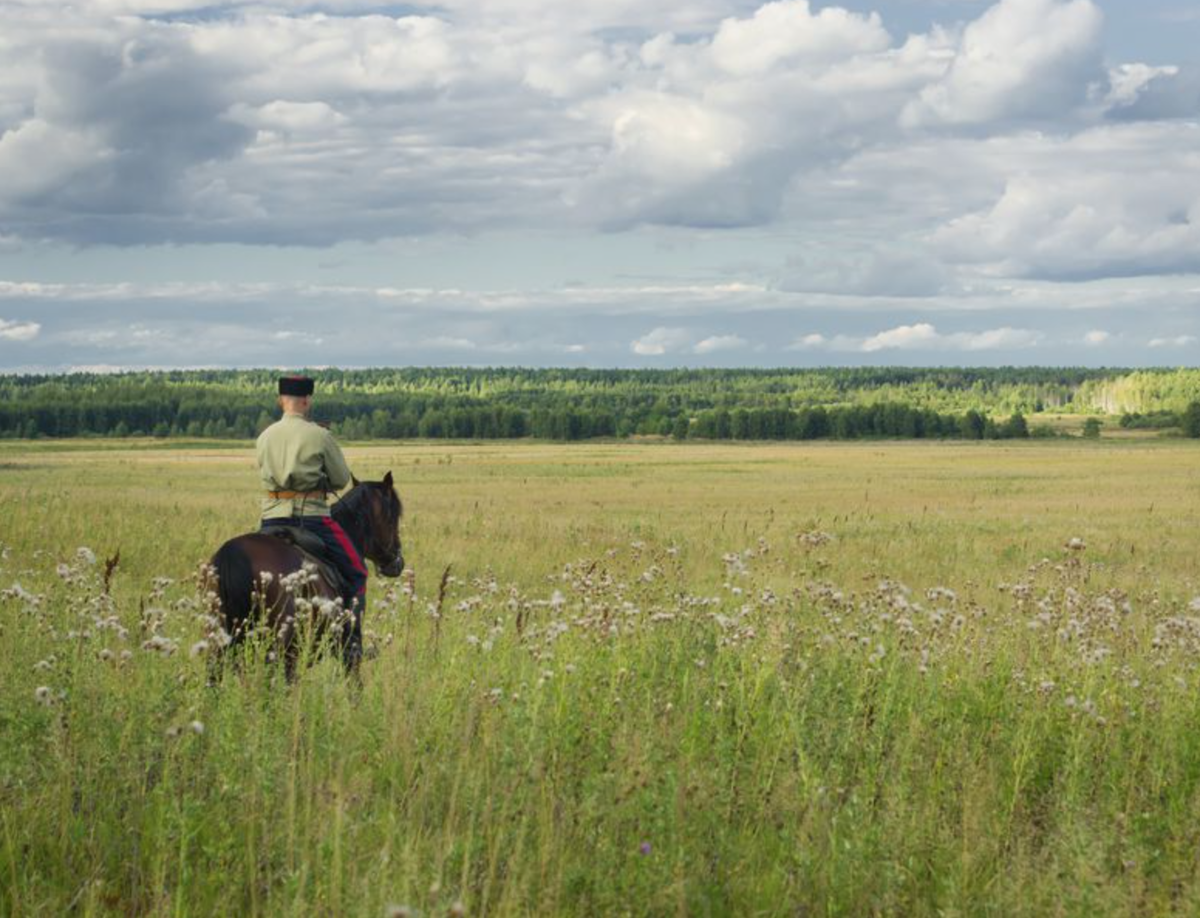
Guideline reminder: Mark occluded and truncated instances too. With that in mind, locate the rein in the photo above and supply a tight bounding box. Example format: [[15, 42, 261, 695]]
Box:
[[331, 484, 403, 570]]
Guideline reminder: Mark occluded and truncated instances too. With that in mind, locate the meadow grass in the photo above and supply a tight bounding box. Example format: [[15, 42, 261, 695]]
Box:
[[2, 438, 1200, 916]]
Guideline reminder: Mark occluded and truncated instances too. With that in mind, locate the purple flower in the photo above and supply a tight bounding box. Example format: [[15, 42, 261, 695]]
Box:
[[639, 841, 652, 856]]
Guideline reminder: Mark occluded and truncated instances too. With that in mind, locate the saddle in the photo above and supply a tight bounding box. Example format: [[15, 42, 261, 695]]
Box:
[[265, 526, 351, 601]]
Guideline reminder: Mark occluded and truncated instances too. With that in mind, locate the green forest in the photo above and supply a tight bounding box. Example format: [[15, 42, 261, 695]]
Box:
[[1, 367, 1198, 441]]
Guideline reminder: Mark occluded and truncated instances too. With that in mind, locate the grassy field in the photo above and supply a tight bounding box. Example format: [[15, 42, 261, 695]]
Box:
[[3, 438, 1200, 915]]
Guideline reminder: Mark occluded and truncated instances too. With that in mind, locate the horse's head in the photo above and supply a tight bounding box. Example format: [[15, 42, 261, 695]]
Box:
[[347, 471, 405, 577]]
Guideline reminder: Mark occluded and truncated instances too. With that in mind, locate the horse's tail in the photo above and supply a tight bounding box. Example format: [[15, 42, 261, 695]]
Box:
[[212, 538, 255, 635]]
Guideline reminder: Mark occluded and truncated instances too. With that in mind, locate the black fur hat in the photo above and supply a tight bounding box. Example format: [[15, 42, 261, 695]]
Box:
[[278, 375, 315, 397]]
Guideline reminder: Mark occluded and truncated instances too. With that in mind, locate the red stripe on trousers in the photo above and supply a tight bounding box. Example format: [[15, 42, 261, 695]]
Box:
[[321, 517, 369, 595]]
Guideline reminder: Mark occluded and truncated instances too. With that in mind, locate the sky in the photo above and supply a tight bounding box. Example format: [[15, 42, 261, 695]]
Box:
[[0, 0, 1198, 370]]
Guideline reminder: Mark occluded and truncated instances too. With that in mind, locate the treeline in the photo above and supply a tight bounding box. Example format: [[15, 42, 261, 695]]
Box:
[[683, 406, 1031, 441], [0, 368, 1198, 442]]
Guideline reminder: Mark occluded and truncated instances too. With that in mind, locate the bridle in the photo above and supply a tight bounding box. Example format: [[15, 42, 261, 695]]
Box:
[[333, 482, 403, 574]]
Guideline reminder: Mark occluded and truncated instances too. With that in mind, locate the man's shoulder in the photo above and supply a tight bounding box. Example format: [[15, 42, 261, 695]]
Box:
[[260, 415, 317, 442], [258, 417, 286, 441]]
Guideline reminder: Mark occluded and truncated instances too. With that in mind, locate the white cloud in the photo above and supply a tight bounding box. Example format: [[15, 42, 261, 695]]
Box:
[[0, 0, 1131, 246], [0, 0, 1183, 258], [930, 124, 1200, 279], [1148, 335, 1198, 348], [902, 0, 1104, 127], [1105, 63, 1180, 108], [0, 318, 39, 341], [787, 333, 828, 350], [1083, 329, 1111, 345], [709, 0, 890, 77], [949, 327, 1043, 351], [693, 334, 748, 355], [0, 267, 1193, 367], [859, 323, 1041, 352], [1108, 64, 1200, 121], [631, 327, 691, 356], [861, 322, 941, 352], [785, 324, 1044, 353], [228, 101, 347, 134], [0, 0, 1198, 370]]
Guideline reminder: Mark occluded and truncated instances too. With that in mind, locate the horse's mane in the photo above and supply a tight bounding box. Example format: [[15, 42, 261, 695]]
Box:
[[332, 480, 403, 527]]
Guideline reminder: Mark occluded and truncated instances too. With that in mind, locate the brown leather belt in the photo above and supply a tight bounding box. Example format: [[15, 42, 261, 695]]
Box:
[[267, 490, 327, 500]]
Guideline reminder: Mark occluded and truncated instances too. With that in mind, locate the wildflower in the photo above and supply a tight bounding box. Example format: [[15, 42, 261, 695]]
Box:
[[1065, 537, 1086, 552], [189, 720, 205, 735], [32, 659, 53, 672], [98, 648, 114, 662], [34, 686, 54, 706], [640, 841, 652, 856], [189, 640, 209, 658], [165, 725, 180, 739], [76, 547, 97, 565], [142, 635, 178, 656], [449, 902, 466, 918]]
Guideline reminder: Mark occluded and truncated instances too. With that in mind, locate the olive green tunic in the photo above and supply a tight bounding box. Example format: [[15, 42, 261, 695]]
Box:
[[256, 413, 353, 520]]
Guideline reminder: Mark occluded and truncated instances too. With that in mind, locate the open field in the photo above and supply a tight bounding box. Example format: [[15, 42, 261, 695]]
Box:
[[3, 439, 1200, 915]]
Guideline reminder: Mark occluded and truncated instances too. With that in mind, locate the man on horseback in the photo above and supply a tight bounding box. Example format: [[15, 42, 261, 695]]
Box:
[[206, 379, 402, 676], [257, 375, 368, 621]]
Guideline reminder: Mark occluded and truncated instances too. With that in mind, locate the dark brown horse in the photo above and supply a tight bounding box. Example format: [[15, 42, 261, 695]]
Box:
[[207, 472, 404, 677]]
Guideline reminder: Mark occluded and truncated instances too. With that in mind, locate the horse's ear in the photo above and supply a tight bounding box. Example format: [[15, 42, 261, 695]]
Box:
[[351, 475, 360, 488], [383, 470, 393, 489]]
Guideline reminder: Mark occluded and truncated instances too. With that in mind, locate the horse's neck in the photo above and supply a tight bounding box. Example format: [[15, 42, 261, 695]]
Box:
[[331, 499, 369, 557]]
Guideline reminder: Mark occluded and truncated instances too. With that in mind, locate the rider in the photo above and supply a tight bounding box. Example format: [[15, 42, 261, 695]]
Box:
[[257, 375, 368, 624]]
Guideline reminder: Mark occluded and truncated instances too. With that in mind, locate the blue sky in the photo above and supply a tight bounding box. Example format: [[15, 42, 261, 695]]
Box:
[[0, 0, 1198, 370]]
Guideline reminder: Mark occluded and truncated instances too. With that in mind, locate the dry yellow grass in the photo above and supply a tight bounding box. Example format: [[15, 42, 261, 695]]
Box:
[[3, 438, 1200, 916], [2, 438, 1195, 598]]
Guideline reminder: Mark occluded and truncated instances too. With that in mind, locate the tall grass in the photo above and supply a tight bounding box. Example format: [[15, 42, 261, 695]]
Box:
[[3, 439, 1200, 915]]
